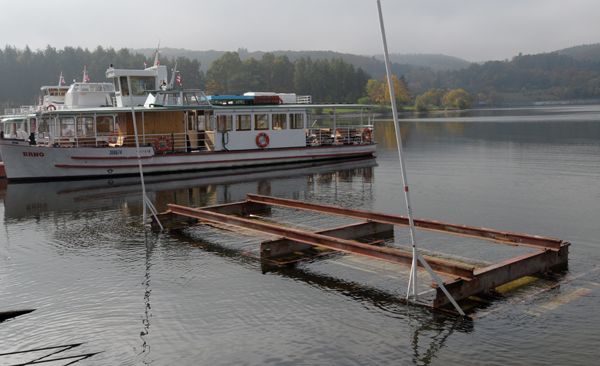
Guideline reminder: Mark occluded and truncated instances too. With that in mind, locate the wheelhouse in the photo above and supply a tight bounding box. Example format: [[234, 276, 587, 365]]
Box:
[[40, 85, 69, 110]]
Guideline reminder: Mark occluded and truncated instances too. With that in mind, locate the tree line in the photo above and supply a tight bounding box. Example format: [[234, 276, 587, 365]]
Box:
[[6, 44, 594, 109], [401, 52, 600, 105], [0, 46, 371, 107]]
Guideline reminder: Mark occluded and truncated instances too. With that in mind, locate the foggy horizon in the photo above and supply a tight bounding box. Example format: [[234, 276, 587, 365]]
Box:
[[1, 0, 599, 62]]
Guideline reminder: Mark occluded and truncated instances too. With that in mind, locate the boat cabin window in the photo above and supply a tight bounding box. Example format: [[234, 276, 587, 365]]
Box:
[[38, 118, 50, 137], [46, 88, 67, 97], [197, 115, 206, 130], [30, 118, 37, 133], [290, 113, 304, 129], [60, 117, 75, 137], [8, 123, 16, 136], [236, 115, 251, 131], [272, 114, 287, 130], [130, 76, 156, 96], [96, 115, 115, 134], [254, 114, 269, 130], [206, 116, 215, 131], [76, 116, 94, 137], [216, 115, 232, 132], [119, 77, 129, 96], [187, 113, 196, 131]]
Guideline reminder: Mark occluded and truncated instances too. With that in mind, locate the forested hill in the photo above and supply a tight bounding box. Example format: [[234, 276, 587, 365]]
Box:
[[133, 46, 600, 104], [374, 53, 471, 71], [134, 48, 466, 75], [557, 43, 600, 62], [2, 44, 600, 107], [427, 52, 600, 104], [0, 46, 203, 107], [0, 46, 370, 106]]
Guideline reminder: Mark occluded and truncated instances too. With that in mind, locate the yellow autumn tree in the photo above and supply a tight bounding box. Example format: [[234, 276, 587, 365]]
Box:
[[366, 75, 411, 107]]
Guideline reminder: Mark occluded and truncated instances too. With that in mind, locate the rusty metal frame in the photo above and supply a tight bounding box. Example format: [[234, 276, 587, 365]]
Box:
[[157, 194, 570, 312], [246, 194, 565, 250], [166, 203, 475, 279]]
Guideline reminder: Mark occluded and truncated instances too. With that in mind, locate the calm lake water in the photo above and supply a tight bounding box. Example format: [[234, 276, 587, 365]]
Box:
[[1, 105, 599, 365]]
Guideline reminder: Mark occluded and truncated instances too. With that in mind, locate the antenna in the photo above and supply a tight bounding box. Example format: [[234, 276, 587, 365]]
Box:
[[376, 0, 464, 316], [168, 60, 178, 90], [153, 41, 161, 67]]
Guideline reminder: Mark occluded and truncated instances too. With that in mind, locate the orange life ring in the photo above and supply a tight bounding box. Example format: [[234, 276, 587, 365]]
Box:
[[255, 132, 270, 148], [153, 135, 172, 153], [361, 128, 372, 143], [107, 132, 118, 144], [46, 104, 56, 111]]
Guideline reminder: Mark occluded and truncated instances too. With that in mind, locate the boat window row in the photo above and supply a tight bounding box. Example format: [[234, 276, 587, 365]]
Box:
[[37, 114, 118, 139], [208, 112, 305, 132], [45, 88, 67, 96], [70, 83, 115, 93]]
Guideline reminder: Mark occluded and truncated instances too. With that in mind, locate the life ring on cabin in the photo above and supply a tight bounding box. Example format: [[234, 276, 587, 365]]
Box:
[[153, 135, 172, 153], [107, 132, 119, 145], [255, 132, 270, 148], [361, 128, 373, 143], [46, 104, 56, 111]]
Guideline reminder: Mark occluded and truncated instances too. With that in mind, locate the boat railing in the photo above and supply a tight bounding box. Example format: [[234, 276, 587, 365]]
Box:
[[110, 132, 207, 152], [3, 105, 38, 115], [306, 125, 374, 146], [35, 131, 208, 152]]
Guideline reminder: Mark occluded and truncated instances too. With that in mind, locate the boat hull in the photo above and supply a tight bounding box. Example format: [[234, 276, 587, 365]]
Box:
[[0, 141, 376, 181]]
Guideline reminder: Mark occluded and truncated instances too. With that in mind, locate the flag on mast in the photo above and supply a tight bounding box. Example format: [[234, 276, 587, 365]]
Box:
[[82, 65, 90, 83]]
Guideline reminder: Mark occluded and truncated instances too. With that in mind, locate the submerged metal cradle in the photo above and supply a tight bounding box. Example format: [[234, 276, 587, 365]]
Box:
[[153, 194, 569, 310]]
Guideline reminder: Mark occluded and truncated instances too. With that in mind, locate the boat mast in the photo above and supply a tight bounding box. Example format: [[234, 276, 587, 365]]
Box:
[[167, 61, 178, 90], [375, 0, 464, 315]]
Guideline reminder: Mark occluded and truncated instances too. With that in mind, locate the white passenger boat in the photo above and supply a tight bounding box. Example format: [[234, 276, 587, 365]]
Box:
[[0, 64, 375, 181]]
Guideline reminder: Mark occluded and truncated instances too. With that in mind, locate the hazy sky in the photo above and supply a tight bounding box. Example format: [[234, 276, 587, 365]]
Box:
[[1, 0, 599, 61]]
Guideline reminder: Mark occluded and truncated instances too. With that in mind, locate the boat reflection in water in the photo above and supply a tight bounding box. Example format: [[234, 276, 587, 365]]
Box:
[[2, 157, 376, 220]]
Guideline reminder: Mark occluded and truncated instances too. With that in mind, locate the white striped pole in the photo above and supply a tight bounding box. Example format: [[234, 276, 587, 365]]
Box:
[[376, 0, 464, 315], [127, 77, 162, 230]]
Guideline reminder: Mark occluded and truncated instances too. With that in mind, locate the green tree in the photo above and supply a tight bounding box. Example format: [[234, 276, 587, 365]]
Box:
[[414, 88, 444, 111], [442, 88, 472, 109], [205, 52, 243, 94]]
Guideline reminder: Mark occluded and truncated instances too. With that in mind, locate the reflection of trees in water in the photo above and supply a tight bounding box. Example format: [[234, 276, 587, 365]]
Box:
[[374, 121, 413, 148], [377, 118, 600, 147]]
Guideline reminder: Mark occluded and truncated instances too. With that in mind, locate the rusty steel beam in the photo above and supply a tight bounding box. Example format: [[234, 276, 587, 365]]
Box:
[[167, 203, 474, 279], [246, 194, 564, 250], [201, 201, 271, 216], [261, 221, 394, 260], [432, 245, 569, 308], [153, 201, 271, 232]]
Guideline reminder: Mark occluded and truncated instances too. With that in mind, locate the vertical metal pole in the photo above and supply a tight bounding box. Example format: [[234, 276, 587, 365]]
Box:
[[333, 107, 337, 143], [376, 0, 418, 299], [126, 77, 162, 231], [376, 0, 464, 315], [127, 77, 147, 223]]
